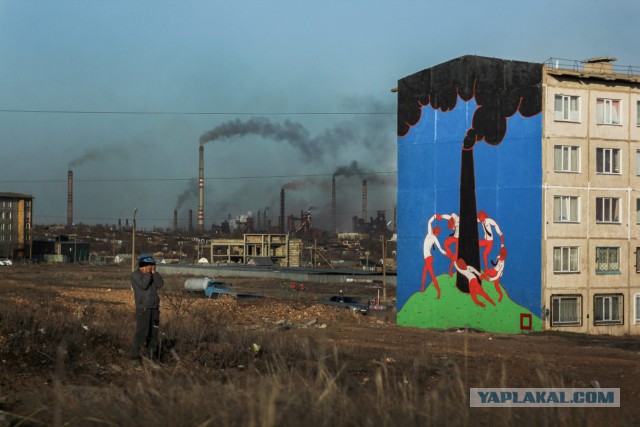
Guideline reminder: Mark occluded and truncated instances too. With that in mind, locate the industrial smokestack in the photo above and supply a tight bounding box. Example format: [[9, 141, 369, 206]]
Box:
[[67, 170, 73, 228], [173, 209, 178, 232], [189, 209, 193, 233], [362, 179, 367, 221], [331, 176, 336, 233], [198, 145, 204, 233], [393, 205, 397, 233], [280, 188, 285, 233]]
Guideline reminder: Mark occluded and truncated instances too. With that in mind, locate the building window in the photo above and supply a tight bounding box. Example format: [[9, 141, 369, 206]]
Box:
[[594, 294, 623, 325], [596, 98, 621, 125], [636, 249, 640, 273], [553, 247, 579, 273], [551, 295, 582, 326], [596, 197, 620, 223], [635, 294, 640, 324], [554, 145, 580, 173], [595, 247, 620, 273], [637, 199, 640, 224], [637, 101, 640, 126], [596, 148, 620, 174], [553, 196, 579, 222], [554, 95, 580, 122]]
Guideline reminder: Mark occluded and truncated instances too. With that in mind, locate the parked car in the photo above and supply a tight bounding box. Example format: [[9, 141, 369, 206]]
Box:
[[0, 259, 12, 266], [205, 284, 237, 299], [319, 295, 368, 315]]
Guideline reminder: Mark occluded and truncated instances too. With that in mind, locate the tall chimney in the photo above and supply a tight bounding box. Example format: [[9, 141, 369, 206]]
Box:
[[280, 188, 285, 233], [264, 208, 269, 232], [173, 209, 178, 232], [393, 205, 397, 233], [198, 145, 205, 233], [257, 210, 262, 231], [362, 179, 368, 221], [189, 209, 193, 233], [67, 170, 73, 227], [331, 176, 336, 233]]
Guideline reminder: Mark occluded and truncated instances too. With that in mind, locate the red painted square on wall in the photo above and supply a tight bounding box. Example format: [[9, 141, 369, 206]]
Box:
[[520, 313, 532, 330]]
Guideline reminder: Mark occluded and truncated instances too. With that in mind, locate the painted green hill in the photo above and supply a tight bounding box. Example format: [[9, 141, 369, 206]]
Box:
[[397, 274, 541, 334]]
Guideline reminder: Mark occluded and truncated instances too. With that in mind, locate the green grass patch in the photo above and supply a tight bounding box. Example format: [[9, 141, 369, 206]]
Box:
[[398, 274, 541, 334]]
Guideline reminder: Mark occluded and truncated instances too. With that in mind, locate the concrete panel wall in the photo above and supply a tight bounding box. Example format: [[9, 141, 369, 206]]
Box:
[[157, 264, 397, 286]]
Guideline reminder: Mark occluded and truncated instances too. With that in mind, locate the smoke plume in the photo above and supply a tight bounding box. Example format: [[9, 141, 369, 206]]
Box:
[[199, 117, 313, 155], [68, 144, 130, 168], [175, 178, 199, 211], [199, 104, 392, 162], [198, 96, 397, 230], [281, 177, 320, 190], [332, 160, 394, 185]]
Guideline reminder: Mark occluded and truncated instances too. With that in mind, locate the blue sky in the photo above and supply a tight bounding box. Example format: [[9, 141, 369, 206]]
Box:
[[1, 0, 638, 230]]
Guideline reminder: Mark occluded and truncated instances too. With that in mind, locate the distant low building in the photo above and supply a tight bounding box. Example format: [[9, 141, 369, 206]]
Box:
[[31, 239, 90, 263], [209, 233, 303, 267]]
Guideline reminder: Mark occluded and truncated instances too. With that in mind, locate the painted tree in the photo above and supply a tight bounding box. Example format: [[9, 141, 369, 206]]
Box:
[[398, 56, 542, 292]]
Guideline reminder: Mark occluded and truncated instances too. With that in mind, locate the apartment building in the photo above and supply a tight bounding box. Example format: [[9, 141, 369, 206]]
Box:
[[543, 58, 640, 334], [0, 192, 33, 259], [395, 55, 640, 335]]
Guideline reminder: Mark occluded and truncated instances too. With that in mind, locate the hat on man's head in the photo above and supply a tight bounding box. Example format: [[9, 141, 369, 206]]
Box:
[[138, 255, 156, 268]]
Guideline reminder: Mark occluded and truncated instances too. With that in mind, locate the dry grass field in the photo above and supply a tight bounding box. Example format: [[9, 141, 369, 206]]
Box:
[[1, 264, 639, 426]]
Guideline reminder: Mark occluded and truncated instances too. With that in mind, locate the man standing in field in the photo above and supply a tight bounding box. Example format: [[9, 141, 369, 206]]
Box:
[[130, 254, 164, 362]]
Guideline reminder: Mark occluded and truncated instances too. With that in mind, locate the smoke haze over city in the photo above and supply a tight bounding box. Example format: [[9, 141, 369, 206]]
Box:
[[1, 0, 638, 231]]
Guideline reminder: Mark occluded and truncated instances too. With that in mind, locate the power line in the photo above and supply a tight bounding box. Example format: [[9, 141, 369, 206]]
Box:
[[0, 171, 398, 184], [0, 109, 396, 116], [33, 209, 379, 223]]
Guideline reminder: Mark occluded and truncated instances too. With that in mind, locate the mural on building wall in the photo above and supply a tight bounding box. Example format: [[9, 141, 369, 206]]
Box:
[[396, 56, 543, 333]]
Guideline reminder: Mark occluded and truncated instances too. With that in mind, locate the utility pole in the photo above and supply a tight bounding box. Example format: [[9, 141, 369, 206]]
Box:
[[131, 208, 138, 272], [381, 234, 387, 302]]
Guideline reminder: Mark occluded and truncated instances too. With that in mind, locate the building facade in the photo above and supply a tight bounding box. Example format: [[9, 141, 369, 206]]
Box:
[[543, 58, 640, 334], [396, 55, 640, 335], [209, 234, 303, 267], [31, 239, 90, 263], [0, 192, 33, 259]]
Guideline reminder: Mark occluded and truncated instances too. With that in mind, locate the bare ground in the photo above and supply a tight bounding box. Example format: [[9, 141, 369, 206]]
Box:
[[1, 264, 639, 426]]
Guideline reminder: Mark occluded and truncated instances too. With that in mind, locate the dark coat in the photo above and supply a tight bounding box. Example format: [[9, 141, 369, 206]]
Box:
[[131, 270, 164, 310]]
